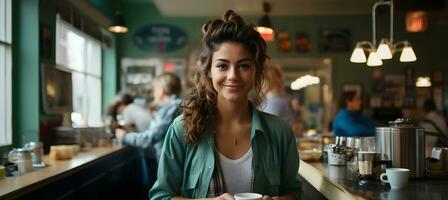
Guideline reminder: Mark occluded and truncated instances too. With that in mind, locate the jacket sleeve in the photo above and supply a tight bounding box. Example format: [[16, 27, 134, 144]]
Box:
[[334, 111, 375, 136], [122, 105, 179, 148], [280, 128, 302, 199], [149, 120, 186, 200]]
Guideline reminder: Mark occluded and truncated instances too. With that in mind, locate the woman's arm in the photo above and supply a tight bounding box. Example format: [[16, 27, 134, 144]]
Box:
[[149, 121, 186, 200], [279, 129, 302, 200]]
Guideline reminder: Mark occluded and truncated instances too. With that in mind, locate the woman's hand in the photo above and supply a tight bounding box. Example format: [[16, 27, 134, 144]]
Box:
[[213, 193, 235, 200], [262, 195, 273, 200], [115, 128, 126, 140]]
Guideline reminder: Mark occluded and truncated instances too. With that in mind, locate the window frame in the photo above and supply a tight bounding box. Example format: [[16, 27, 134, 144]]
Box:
[[0, 0, 12, 146], [55, 15, 103, 127]]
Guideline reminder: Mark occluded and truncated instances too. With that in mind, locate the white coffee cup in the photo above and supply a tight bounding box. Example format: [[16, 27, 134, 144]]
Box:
[[234, 193, 263, 200], [380, 168, 410, 190]]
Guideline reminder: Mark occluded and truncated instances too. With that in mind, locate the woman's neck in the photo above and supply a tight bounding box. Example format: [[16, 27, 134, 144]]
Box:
[[216, 98, 251, 124]]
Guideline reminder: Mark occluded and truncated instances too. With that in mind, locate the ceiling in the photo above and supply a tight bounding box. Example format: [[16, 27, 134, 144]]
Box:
[[152, 0, 380, 17]]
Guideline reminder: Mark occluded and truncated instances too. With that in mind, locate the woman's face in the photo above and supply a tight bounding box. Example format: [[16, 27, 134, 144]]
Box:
[[347, 96, 362, 111], [152, 82, 164, 104], [208, 41, 256, 103]]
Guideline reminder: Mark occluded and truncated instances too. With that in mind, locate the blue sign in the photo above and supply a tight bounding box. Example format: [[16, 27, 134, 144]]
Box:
[[133, 24, 188, 53]]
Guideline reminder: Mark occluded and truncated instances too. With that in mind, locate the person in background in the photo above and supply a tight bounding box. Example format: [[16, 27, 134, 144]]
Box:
[[420, 99, 448, 147], [332, 91, 376, 137], [150, 10, 301, 200], [116, 72, 182, 161], [116, 73, 182, 193], [117, 93, 152, 132], [261, 65, 296, 126]]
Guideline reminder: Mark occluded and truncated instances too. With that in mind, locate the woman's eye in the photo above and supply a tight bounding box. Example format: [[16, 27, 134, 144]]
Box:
[[216, 64, 227, 70], [239, 63, 251, 69]]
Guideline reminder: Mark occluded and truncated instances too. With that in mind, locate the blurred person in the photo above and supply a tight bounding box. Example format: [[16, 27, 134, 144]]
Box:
[[420, 99, 448, 147], [116, 73, 182, 192], [150, 10, 301, 200], [116, 72, 182, 161], [117, 93, 152, 132], [332, 91, 376, 137], [261, 65, 296, 126]]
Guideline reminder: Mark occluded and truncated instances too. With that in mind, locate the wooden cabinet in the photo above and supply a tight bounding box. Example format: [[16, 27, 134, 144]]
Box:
[[7, 147, 146, 200]]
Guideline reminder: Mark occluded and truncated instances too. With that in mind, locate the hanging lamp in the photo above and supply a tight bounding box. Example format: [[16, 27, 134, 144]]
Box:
[[108, 1, 128, 33], [256, 1, 274, 42]]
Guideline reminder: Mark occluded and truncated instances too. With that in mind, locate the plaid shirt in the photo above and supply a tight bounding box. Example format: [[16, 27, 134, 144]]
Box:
[[207, 152, 226, 197]]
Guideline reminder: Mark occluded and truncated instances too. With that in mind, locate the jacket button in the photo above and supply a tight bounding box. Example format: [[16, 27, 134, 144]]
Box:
[[208, 166, 212, 169]]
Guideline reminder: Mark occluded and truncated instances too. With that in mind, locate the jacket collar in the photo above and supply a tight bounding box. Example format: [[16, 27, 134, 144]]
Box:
[[250, 103, 267, 140]]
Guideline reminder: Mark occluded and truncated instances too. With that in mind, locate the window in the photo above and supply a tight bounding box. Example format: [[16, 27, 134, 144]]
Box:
[[56, 16, 102, 127], [0, 0, 12, 146]]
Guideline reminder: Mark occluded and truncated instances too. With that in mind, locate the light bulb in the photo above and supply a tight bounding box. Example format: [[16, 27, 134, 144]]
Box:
[[415, 76, 431, 87], [377, 40, 392, 60], [350, 47, 367, 63], [367, 51, 383, 66], [400, 46, 417, 62]]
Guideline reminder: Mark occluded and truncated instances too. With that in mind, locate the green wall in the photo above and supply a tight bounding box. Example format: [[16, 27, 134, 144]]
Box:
[[102, 32, 118, 113], [117, 2, 448, 104], [12, 0, 40, 147]]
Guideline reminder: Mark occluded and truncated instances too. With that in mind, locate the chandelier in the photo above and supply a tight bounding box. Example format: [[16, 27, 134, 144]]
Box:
[[350, 0, 416, 66]]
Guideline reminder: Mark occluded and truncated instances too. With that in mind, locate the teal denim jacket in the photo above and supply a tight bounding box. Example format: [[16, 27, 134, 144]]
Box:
[[149, 107, 302, 199]]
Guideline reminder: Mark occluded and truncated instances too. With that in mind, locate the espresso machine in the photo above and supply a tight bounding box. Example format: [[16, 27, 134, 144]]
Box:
[[375, 118, 426, 178]]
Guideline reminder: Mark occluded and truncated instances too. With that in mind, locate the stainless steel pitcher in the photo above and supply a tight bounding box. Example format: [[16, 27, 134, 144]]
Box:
[[376, 118, 426, 178]]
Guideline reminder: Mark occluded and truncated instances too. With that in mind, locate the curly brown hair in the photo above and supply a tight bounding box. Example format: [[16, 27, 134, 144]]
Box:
[[181, 10, 268, 144]]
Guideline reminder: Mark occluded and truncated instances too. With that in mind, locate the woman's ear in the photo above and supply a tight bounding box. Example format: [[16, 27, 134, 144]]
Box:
[[207, 70, 211, 78]]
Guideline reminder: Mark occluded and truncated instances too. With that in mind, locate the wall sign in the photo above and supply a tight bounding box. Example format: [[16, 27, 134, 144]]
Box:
[[133, 24, 188, 53]]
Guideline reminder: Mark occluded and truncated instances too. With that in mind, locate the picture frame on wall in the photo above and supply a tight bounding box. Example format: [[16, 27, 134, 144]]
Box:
[[319, 29, 351, 52], [295, 32, 312, 53], [277, 31, 292, 52]]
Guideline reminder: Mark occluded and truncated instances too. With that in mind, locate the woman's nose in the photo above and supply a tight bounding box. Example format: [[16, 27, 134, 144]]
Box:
[[227, 66, 240, 80]]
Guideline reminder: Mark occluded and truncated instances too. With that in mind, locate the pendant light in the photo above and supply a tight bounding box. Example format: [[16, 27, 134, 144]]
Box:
[[415, 76, 431, 87], [256, 1, 274, 42], [350, 0, 417, 66], [108, 1, 128, 33]]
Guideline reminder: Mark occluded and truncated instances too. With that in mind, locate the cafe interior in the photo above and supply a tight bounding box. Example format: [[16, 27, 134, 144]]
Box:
[[1, 0, 448, 199]]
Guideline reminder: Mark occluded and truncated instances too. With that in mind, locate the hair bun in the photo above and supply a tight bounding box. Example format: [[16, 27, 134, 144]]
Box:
[[222, 10, 242, 23]]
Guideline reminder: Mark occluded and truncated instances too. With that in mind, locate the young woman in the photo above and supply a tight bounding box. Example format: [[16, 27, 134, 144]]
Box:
[[150, 10, 301, 200]]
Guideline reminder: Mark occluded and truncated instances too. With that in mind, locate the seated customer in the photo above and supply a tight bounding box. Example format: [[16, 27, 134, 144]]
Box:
[[117, 93, 152, 132], [332, 91, 376, 136], [115, 72, 182, 161]]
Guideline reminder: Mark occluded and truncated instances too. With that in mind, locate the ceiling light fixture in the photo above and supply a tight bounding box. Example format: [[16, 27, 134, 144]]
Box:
[[415, 76, 431, 87], [108, 1, 128, 33], [350, 0, 416, 66], [256, 1, 274, 42]]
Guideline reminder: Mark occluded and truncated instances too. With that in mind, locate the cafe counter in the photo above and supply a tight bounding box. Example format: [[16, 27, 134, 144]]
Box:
[[299, 160, 448, 200], [0, 146, 145, 200]]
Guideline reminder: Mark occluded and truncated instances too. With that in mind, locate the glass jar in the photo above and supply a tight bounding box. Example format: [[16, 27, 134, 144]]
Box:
[[8, 148, 33, 174]]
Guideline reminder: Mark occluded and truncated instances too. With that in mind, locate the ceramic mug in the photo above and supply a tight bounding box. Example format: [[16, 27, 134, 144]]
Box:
[[234, 193, 263, 200], [380, 168, 410, 189]]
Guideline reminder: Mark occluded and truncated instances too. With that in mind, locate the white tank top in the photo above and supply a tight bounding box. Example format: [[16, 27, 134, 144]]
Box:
[[218, 148, 253, 195]]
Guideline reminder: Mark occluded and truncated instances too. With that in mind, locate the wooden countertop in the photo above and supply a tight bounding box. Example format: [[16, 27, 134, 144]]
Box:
[[0, 146, 126, 199]]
